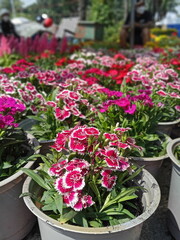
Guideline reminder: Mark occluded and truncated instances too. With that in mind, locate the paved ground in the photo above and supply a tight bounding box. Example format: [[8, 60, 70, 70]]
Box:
[[23, 156, 175, 240]]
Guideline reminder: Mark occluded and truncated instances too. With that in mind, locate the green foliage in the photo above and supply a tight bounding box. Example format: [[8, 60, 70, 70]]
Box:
[[23, 156, 142, 227], [0, 129, 35, 181]]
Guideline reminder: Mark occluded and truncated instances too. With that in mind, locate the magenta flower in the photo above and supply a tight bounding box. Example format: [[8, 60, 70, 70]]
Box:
[[124, 104, 136, 114], [63, 191, 79, 207], [175, 105, 180, 112], [46, 101, 57, 107], [48, 160, 68, 176], [101, 170, 117, 191], [156, 90, 167, 97], [65, 159, 90, 172], [63, 170, 85, 191], [71, 128, 87, 140], [103, 133, 119, 141], [84, 127, 100, 136], [72, 194, 94, 211], [69, 137, 87, 152], [110, 141, 130, 149], [55, 107, 71, 121], [55, 177, 73, 194], [68, 91, 81, 101], [104, 148, 120, 169], [115, 127, 131, 132]]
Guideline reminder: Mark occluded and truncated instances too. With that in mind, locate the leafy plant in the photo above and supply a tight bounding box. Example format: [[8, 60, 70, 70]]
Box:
[[22, 125, 143, 227]]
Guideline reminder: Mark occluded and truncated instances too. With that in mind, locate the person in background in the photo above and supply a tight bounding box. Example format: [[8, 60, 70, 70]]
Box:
[[120, 0, 153, 48], [0, 8, 19, 38]]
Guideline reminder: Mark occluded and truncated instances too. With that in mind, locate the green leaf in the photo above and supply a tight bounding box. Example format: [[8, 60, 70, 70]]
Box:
[[59, 210, 77, 224], [89, 178, 102, 207], [22, 168, 50, 190], [122, 166, 142, 184], [28, 116, 46, 122], [89, 220, 102, 227], [122, 209, 135, 219], [143, 134, 159, 141], [55, 194, 63, 215], [2, 161, 13, 169]]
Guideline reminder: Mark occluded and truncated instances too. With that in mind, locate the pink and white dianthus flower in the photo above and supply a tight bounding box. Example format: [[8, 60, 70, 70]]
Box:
[[175, 105, 180, 112], [72, 194, 94, 211], [62, 170, 85, 191], [109, 141, 130, 149], [156, 90, 167, 97], [69, 137, 87, 152], [71, 128, 87, 140], [84, 127, 100, 136], [55, 177, 73, 194], [103, 133, 119, 141], [48, 160, 68, 176], [101, 170, 117, 191], [115, 127, 131, 132], [65, 158, 90, 172], [55, 107, 71, 121]]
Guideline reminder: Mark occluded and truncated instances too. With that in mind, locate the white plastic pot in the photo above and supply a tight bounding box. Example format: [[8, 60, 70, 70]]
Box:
[[0, 134, 39, 240], [167, 138, 180, 240], [22, 169, 160, 240]]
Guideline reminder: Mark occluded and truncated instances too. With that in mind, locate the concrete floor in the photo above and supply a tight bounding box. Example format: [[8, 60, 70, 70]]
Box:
[[24, 158, 175, 240]]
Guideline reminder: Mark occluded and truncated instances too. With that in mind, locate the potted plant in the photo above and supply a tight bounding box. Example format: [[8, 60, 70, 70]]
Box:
[[27, 79, 102, 154], [22, 125, 160, 240], [166, 138, 180, 240], [0, 95, 39, 240], [126, 55, 180, 136], [95, 88, 170, 177]]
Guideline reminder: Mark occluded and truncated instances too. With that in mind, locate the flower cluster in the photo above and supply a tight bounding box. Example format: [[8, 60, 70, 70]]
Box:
[[48, 125, 139, 211], [0, 95, 26, 129]]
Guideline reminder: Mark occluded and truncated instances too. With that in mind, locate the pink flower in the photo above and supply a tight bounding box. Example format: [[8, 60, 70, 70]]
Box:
[[68, 91, 81, 101], [115, 127, 131, 132], [51, 133, 67, 151], [71, 128, 87, 140], [55, 107, 71, 121], [175, 105, 180, 112], [63, 170, 85, 191], [124, 104, 136, 114], [72, 194, 94, 211], [169, 92, 180, 98], [55, 177, 73, 194], [156, 90, 167, 97], [46, 101, 57, 107], [103, 133, 119, 141], [71, 107, 81, 116], [110, 141, 130, 149], [104, 148, 119, 169], [48, 160, 68, 176], [69, 137, 87, 152], [84, 127, 100, 136], [65, 159, 90, 172], [126, 137, 143, 151], [101, 170, 117, 191], [63, 191, 79, 207]]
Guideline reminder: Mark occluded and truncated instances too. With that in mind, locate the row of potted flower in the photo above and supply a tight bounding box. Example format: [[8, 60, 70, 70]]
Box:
[[0, 46, 179, 240]]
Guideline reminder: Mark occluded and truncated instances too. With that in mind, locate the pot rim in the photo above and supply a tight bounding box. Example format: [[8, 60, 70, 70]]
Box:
[[22, 169, 160, 235], [158, 118, 180, 126], [167, 138, 180, 167], [0, 133, 39, 187], [39, 139, 55, 144]]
